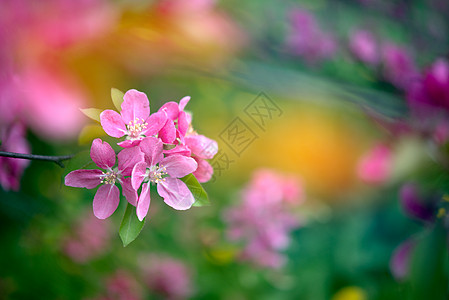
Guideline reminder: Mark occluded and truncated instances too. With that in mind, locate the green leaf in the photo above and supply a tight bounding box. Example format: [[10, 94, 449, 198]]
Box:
[[80, 108, 102, 123], [111, 88, 125, 111], [119, 203, 145, 247], [180, 174, 210, 207]]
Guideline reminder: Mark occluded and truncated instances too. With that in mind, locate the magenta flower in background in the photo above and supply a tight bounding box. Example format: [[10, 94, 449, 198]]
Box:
[[224, 169, 303, 268], [357, 143, 392, 185], [100, 89, 167, 148], [63, 212, 112, 263], [65, 138, 144, 219], [382, 43, 419, 90], [390, 183, 438, 281], [286, 8, 337, 64], [141, 254, 193, 300], [131, 137, 198, 221], [0, 122, 30, 191], [407, 59, 449, 112], [349, 30, 379, 66]]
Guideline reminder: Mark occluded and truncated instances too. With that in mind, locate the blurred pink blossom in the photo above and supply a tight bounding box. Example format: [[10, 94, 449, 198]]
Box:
[[141, 255, 193, 300], [382, 43, 419, 90], [224, 169, 303, 268], [349, 30, 379, 65], [92, 270, 143, 300], [63, 212, 112, 263], [357, 143, 392, 185], [0, 122, 30, 191], [286, 9, 337, 64]]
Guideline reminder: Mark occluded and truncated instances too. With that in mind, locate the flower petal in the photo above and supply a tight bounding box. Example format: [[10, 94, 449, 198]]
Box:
[[159, 101, 179, 120], [90, 138, 116, 169], [118, 146, 144, 176], [159, 119, 176, 144], [120, 89, 150, 124], [185, 135, 218, 159], [121, 177, 138, 206], [157, 178, 194, 210], [65, 169, 102, 188], [390, 239, 416, 281], [160, 155, 197, 178], [164, 144, 191, 157], [117, 139, 142, 148], [193, 157, 213, 183], [178, 96, 191, 111], [93, 184, 120, 219], [139, 136, 164, 166], [178, 111, 189, 137], [131, 161, 148, 190], [137, 182, 151, 221], [142, 111, 167, 136], [100, 110, 126, 138], [400, 183, 435, 222]]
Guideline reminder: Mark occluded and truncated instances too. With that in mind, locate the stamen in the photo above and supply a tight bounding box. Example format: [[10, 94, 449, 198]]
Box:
[[126, 117, 148, 139]]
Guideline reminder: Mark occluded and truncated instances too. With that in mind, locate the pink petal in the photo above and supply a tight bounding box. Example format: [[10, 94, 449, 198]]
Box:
[[159, 119, 176, 144], [117, 146, 144, 176], [117, 139, 141, 148], [139, 137, 164, 166], [131, 161, 148, 190], [65, 169, 102, 188], [90, 138, 116, 169], [178, 96, 191, 111], [185, 135, 218, 159], [100, 110, 126, 138], [159, 101, 179, 120], [142, 111, 167, 136], [121, 177, 138, 206], [157, 178, 194, 210], [193, 157, 213, 183], [178, 111, 189, 137], [137, 182, 151, 221], [160, 155, 198, 178], [164, 144, 192, 157], [121, 89, 150, 124], [93, 184, 120, 219]]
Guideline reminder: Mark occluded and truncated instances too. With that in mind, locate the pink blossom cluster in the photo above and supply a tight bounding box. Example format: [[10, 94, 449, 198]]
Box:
[[140, 254, 193, 299], [63, 212, 112, 263], [65, 89, 217, 220], [224, 169, 304, 268]]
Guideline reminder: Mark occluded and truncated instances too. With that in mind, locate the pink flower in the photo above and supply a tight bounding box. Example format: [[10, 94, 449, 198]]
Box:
[[357, 143, 392, 185], [224, 169, 303, 268], [96, 270, 143, 300], [382, 43, 419, 90], [141, 254, 192, 300], [65, 138, 144, 219], [63, 212, 111, 263], [349, 30, 379, 65], [100, 89, 167, 148], [158, 96, 218, 182], [0, 122, 30, 191], [131, 137, 198, 221], [286, 9, 337, 64]]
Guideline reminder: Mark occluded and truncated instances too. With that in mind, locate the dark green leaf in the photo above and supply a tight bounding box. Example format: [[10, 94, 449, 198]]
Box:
[[119, 203, 145, 247], [180, 174, 210, 207]]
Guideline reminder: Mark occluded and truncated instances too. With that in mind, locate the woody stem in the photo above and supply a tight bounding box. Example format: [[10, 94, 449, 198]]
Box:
[[0, 151, 74, 168]]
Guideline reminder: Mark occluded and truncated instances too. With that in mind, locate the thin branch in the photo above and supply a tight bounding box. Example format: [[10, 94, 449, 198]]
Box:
[[0, 151, 74, 168]]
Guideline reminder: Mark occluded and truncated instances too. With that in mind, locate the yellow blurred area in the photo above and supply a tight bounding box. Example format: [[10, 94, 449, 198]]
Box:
[[332, 287, 368, 300], [220, 98, 374, 198]]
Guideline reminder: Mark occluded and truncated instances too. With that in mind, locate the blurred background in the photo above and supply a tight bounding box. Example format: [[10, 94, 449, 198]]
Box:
[[1, 0, 449, 299]]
